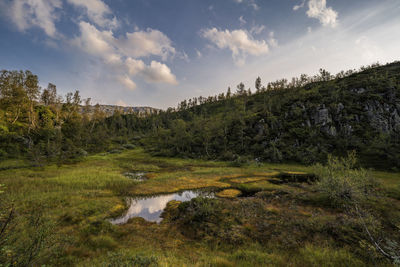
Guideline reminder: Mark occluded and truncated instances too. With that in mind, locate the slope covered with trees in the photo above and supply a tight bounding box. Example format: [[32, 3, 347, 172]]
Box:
[[137, 61, 400, 169], [1, 62, 399, 169]]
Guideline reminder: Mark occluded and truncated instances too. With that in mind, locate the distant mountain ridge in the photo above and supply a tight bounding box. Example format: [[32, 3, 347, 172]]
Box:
[[81, 104, 161, 117]]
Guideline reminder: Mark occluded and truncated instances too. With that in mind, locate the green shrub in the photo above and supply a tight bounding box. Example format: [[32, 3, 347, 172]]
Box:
[[0, 149, 7, 159], [108, 149, 122, 154], [101, 251, 158, 267], [312, 152, 378, 207], [298, 245, 364, 266], [122, 143, 136, 150], [89, 235, 118, 250], [228, 156, 250, 167], [231, 249, 275, 265], [175, 198, 244, 244]]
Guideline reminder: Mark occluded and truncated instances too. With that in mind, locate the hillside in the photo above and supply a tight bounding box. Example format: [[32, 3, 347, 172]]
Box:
[[1, 62, 399, 169], [129, 61, 400, 170]]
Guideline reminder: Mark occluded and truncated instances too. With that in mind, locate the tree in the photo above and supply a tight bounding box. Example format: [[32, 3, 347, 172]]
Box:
[[226, 87, 231, 98], [41, 83, 57, 106], [319, 68, 332, 82], [236, 82, 245, 95], [24, 71, 40, 131], [255, 77, 262, 93]]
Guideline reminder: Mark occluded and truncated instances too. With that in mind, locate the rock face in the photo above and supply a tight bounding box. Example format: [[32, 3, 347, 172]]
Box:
[[80, 105, 160, 117], [284, 88, 400, 137]]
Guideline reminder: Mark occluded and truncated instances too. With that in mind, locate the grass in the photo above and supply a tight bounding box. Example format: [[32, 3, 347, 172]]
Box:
[[0, 148, 399, 266], [216, 189, 242, 198]]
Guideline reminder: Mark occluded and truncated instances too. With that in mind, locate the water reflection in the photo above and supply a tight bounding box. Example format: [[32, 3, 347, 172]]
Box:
[[110, 190, 212, 224]]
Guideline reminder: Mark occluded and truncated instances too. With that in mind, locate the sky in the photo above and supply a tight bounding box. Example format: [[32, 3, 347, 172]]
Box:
[[0, 0, 400, 109]]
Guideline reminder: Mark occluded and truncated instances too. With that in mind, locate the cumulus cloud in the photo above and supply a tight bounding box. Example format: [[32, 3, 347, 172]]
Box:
[[125, 58, 177, 84], [201, 28, 269, 65], [72, 21, 178, 89], [117, 75, 137, 90], [66, 0, 118, 29], [71, 22, 116, 60], [293, 0, 338, 28], [306, 0, 338, 27], [4, 0, 62, 38], [142, 61, 178, 84], [116, 29, 176, 60], [126, 57, 146, 75]]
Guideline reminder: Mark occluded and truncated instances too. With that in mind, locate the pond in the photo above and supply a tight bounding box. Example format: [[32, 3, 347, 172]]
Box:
[[110, 190, 213, 224]]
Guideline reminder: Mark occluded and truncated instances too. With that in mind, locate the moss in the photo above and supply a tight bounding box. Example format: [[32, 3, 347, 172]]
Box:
[[216, 189, 242, 198]]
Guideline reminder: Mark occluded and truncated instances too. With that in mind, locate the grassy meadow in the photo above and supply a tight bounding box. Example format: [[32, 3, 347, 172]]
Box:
[[1, 148, 399, 266]]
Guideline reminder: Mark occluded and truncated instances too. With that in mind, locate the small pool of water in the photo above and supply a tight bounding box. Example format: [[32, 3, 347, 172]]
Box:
[[123, 171, 148, 181], [110, 190, 213, 224]]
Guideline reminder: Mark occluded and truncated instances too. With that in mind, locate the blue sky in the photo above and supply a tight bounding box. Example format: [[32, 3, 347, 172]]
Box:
[[1, 0, 400, 108]]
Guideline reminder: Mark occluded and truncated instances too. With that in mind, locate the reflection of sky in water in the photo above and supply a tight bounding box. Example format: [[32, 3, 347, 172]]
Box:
[[110, 191, 209, 224]]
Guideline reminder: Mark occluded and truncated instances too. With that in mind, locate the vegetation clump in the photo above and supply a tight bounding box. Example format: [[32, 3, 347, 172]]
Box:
[[216, 189, 242, 198], [313, 151, 378, 207]]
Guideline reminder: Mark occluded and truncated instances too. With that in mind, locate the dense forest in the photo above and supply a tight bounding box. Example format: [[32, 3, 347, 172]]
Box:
[[1, 61, 399, 169]]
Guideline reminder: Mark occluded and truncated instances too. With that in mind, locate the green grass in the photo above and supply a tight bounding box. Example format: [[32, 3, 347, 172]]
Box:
[[0, 148, 399, 266]]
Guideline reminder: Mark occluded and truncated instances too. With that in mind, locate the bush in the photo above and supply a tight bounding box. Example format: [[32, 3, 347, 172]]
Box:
[[101, 251, 158, 267], [228, 155, 251, 167], [108, 149, 122, 154], [174, 197, 247, 245], [0, 149, 7, 159], [89, 235, 118, 250], [312, 151, 378, 207], [298, 245, 364, 266], [77, 148, 88, 157], [122, 143, 136, 150]]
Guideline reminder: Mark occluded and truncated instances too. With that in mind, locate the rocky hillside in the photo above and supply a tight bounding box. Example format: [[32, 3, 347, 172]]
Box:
[[133, 61, 400, 170], [80, 105, 160, 117]]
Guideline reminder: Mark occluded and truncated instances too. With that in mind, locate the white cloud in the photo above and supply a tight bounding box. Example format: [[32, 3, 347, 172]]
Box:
[[142, 61, 178, 85], [125, 58, 177, 84], [201, 28, 269, 65], [116, 29, 176, 60], [126, 57, 146, 75], [71, 22, 116, 60], [72, 22, 178, 89], [196, 49, 203, 58], [239, 16, 246, 25], [268, 31, 278, 48], [66, 0, 118, 29], [117, 75, 137, 90], [5, 0, 62, 38], [306, 0, 338, 27], [250, 25, 265, 35], [293, 0, 305, 11]]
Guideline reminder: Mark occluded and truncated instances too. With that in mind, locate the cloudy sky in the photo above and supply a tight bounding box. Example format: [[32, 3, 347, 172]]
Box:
[[1, 0, 400, 109]]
